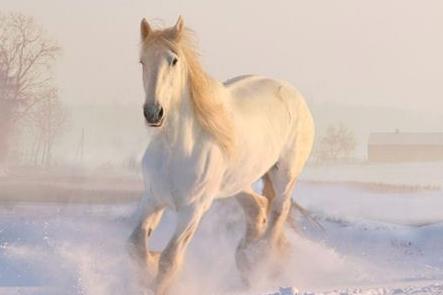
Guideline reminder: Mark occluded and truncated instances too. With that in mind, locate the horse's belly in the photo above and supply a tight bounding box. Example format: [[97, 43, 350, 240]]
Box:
[[218, 146, 281, 198]]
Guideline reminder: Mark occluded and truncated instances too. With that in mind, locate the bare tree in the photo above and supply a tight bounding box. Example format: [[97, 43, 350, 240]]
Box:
[[315, 123, 357, 162], [29, 89, 67, 167], [0, 12, 60, 167]]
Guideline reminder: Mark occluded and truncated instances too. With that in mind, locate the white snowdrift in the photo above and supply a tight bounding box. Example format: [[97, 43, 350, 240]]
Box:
[[0, 181, 442, 295]]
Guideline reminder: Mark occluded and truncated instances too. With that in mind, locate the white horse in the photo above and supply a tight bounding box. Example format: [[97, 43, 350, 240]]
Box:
[[128, 16, 315, 295]]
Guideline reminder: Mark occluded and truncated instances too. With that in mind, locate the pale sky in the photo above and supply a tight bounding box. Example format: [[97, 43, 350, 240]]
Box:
[[3, 0, 443, 114]]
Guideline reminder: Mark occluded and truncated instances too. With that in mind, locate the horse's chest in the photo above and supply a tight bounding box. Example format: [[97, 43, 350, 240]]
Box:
[[142, 143, 222, 207]]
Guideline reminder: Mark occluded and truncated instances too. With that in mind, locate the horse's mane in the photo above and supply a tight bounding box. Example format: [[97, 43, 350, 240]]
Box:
[[143, 28, 235, 156]]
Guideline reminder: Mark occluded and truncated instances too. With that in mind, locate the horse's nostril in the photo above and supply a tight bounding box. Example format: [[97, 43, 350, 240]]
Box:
[[158, 107, 164, 119]]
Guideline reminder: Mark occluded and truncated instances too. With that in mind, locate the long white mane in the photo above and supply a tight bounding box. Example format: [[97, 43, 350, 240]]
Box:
[[141, 28, 235, 155]]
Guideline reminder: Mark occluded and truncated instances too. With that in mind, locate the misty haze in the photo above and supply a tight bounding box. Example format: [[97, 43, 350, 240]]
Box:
[[1, 1, 443, 295]]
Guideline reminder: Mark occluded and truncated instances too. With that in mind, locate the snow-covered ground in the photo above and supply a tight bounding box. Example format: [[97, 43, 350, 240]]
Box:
[[303, 162, 443, 188], [1, 177, 442, 295]]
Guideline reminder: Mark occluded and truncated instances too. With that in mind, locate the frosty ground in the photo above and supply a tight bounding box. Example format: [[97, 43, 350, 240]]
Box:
[[0, 164, 443, 295]]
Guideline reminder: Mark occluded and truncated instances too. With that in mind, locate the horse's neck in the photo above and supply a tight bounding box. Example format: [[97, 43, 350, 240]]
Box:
[[160, 89, 204, 154], [158, 76, 229, 156]]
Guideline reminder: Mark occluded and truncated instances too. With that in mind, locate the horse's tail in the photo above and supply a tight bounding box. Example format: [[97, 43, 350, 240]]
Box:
[[288, 200, 324, 232]]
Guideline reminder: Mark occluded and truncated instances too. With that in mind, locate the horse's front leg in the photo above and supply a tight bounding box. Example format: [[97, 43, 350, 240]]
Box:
[[154, 201, 209, 295], [128, 196, 165, 275]]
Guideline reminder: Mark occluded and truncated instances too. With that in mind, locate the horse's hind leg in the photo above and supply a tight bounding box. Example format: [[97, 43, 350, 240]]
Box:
[[264, 101, 314, 251], [264, 165, 298, 253], [235, 188, 268, 283], [128, 196, 165, 274], [262, 173, 276, 211], [236, 188, 268, 243]]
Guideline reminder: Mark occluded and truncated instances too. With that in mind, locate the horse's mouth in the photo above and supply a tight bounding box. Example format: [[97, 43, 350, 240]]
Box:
[[147, 117, 165, 128]]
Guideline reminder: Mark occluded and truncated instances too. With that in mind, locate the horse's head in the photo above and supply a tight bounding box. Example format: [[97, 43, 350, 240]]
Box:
[[139, 16, 186, 127]]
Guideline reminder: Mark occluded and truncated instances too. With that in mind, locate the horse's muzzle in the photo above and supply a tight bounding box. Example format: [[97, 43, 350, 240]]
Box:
[[144, 104, 165, 127]]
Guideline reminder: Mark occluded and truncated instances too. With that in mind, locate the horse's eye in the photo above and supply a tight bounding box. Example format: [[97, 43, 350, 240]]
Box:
[[171, 57, 178, 66], [139, 60, 144, 65]]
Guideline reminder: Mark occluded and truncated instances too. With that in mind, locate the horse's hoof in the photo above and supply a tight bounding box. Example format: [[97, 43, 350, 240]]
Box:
[[229, 275, 251, 293], [235, 238, 269, 283], [275, 235, 292, 256]]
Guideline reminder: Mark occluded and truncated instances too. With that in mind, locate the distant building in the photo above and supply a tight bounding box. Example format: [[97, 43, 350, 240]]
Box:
[[368, 131, 443, 162]]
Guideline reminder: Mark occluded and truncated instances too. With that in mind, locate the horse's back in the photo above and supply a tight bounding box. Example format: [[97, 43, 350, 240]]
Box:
[[224, 75, 283, 98], [219, 75, 315, 196], [224, 75, 310, 125], [223, 75, 256, 87]]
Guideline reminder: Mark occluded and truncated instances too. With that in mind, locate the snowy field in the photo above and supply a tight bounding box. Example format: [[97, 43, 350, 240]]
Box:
[[1, 172, 443, 295], [303, 162, 443, 189]]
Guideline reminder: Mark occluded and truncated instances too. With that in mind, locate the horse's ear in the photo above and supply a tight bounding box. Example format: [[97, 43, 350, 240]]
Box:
[[140, 18, 151, 40], [170, 15, 184, 40]]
